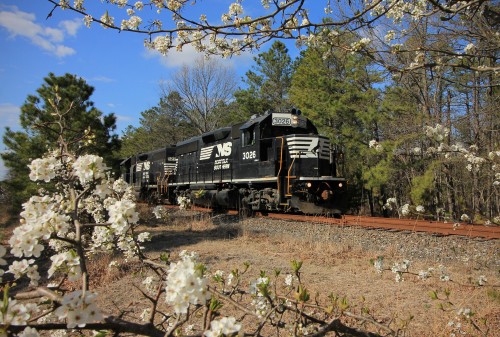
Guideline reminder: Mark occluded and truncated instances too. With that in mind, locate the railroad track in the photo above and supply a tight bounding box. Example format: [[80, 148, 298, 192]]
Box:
[[163, 205, 500, 240], [256, 213, 500, 240]]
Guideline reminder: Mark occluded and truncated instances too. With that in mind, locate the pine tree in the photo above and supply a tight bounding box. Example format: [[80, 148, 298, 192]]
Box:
[[235, 41, 293, 115], [1, 73, 120, 207]]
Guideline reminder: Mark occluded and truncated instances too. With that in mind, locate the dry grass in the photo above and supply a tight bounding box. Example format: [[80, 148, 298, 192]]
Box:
[[1, 204, 498, 336]]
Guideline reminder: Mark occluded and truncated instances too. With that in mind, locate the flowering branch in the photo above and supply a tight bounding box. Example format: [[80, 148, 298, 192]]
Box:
[[44, 0, 498, 76]]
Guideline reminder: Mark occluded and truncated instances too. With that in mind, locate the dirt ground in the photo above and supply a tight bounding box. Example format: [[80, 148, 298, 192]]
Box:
[[91, 209, 499, 337], [1, 205, 499, 336]]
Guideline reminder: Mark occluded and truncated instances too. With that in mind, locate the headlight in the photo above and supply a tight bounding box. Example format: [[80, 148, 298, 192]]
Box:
[[291, 115, 299, 126], [338, 182, 343, 188], [306, 182, 312, 188]]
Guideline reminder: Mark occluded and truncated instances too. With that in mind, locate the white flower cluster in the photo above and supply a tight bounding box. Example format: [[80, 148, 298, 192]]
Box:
[[373, 256, 384, 273], [73, 154, 108, 185], [54, 290, 103, 328], [8, 259, 40, 286], [18, 327, 40, 337], [350, 37, 371, 52], [228, 2, 244, 16], [121, 15, 142, 30], [447, 307, 475, 336], [383, 197, 397, 211], [48, 250, 81, 282], [424, 124, 449, 142], [463, 43, 475, 54], [415, 205, 425, 213], [9, 195, 65, 258], [391, 259, 410, 282], [0, 298, 37, 326], [401, 203, 410, 216], [165, 251, 210, 314], [384, 30, 396, 43], [134, 1, 144, 10], [249, 276, 271, 318], [368, 0, 428, 24], [28, 155, 60, 182], [152, 205, 168, 219], [142, 275, 157, 294], [178, 196, 192, 209], [146, 35, 172, 55], [100, 11, 114, 27], [83, 14, 93, 27], [204, 316, 241, 337], [369, 139, 383, 152], [107, 199, 139, 235], [284, 273, 298, 287], [464, 152, 486, 173]]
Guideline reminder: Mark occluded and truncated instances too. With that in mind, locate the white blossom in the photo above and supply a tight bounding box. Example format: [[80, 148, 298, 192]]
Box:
[[204, 316, 241, 337], [373, 256, 383, 273], [401, 203, 410, 216], [0, 298, 37, 325], [424, 124, 449, 142], [28, 156, 60, 182], [178, 196, 192, 209], [100, 11, 115, 27], [383, 197, 397, 211], [54, 291, 103, 328], [18, 327, 40, 337], [165, 251, 210, 314], [83, 15, 93, 27], [152, 35, 171, 55], [369, 139, 383, 152], [73, 154, 108, 184], [106, 198, 139, 234], [228, 3, 244, 16], [460, 214, 470, 222], [48, 250, 81, 282], [463, 43, 475, 54]]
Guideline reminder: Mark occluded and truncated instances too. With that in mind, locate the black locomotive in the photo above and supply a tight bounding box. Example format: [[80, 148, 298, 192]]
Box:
[[120, 109, 346, 215]]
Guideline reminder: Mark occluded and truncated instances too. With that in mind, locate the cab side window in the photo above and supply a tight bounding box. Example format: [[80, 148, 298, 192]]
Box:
[[242, 127, 255, 147]]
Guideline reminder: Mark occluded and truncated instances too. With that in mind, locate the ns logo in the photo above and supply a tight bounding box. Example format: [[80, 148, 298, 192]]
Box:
[[216, 142, 232, 157], [200, 142, 232, 160]]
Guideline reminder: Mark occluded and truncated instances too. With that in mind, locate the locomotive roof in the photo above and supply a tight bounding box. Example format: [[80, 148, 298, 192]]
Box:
[[239, 112, 270, 130], [120, 146, 176, 165]]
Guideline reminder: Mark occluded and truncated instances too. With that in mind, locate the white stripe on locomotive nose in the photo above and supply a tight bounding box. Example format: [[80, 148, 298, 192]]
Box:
[[287, 136, 330, 159], [199, 145, 215, 160]]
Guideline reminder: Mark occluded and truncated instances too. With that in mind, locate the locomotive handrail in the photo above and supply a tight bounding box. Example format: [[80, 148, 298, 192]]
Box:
[[276, 137, 285, 201], [286, 156, 297, 196]]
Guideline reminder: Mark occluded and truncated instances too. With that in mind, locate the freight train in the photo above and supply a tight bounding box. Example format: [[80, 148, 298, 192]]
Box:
[[120, 109, 347, 216]]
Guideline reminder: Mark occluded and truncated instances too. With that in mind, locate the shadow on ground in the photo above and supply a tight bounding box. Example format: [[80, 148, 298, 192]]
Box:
[[140, 212, 245, 254]]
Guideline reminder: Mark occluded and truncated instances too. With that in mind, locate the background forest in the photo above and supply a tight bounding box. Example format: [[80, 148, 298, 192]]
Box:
[[2, 35, 499, 224]]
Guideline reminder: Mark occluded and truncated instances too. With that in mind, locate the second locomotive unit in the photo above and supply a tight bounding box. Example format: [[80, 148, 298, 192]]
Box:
[[121, 109, 346, 216]]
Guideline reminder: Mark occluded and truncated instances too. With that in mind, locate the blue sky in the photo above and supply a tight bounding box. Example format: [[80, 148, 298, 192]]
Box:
[[0, 0, 265, 180]]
